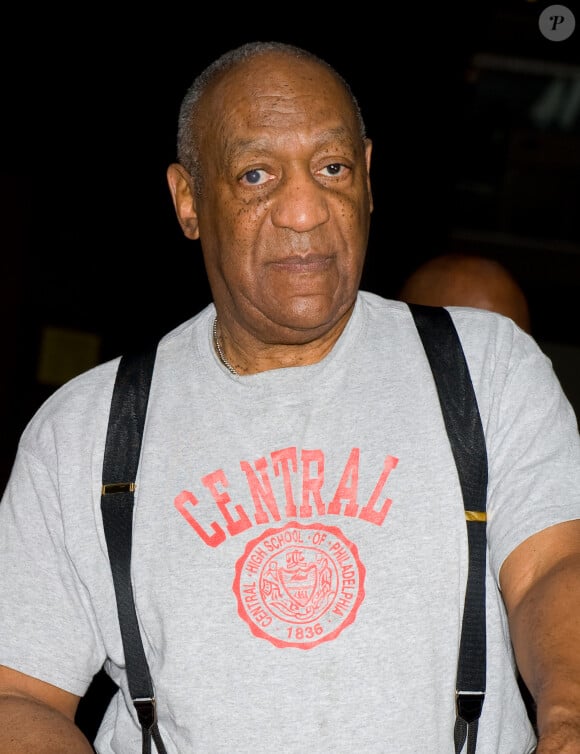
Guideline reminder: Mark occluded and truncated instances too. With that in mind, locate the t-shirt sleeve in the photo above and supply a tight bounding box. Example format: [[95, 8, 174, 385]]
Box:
[[0, 445, 105, 696], [481, 326, 580, 580]]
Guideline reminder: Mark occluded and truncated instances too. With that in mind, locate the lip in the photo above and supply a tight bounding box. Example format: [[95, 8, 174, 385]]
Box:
[[271, 254, 332, 272]]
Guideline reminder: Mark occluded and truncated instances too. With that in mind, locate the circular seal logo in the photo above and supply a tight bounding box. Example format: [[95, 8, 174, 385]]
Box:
[[538, 5, 575, 41], [233, 522, 366, 649]]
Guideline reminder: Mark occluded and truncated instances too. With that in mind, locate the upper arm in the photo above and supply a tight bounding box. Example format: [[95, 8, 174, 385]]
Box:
[[499, 518, 580, 615], [0, 665, 81, 721]]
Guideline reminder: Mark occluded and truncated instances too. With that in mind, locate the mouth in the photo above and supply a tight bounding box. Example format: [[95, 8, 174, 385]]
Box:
[[271, 254, 333, 273]]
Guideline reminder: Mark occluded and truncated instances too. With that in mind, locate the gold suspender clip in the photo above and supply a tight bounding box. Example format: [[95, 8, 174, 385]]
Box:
[[465, 510, 487, 522], [101, 482, 136, 495]]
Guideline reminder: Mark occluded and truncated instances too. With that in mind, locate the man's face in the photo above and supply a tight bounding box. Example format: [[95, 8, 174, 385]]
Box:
[[189, 53, 372, 345]]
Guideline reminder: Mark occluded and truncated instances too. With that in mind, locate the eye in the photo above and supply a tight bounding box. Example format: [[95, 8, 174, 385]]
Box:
[[319, 163, 348, 178], [240, 168, 270, 186]]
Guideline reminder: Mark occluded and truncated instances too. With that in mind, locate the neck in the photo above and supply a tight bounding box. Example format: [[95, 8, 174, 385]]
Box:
[[212, 305, 355, 376]]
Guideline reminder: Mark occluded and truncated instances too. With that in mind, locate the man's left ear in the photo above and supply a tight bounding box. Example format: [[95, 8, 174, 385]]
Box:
[[166, 163, 200, 240], [365, 139, 374, 213]]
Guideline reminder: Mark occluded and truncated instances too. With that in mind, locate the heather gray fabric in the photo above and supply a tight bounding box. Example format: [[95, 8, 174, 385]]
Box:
[[2, 291, 579, 753]]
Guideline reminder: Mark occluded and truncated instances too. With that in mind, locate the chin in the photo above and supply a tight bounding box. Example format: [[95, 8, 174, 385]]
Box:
[[270, 298, 352, 335]]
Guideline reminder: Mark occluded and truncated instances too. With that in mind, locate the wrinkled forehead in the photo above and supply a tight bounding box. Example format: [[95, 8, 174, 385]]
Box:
[[199, 53, 359, 141]]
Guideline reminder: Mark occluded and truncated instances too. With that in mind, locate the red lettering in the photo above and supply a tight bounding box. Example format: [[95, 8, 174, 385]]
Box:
[[240, 457, 281, 524], [300, 449, 325, 516], [328, 448, 359, 516], [174, 490, 226, 547], [176, 447, 400, 547], [271, 447, 298, 517], [359, 455, 399, 525], [202, 469, 252, 536]]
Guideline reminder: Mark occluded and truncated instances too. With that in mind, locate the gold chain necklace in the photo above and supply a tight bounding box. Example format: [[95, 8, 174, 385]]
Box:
[[213, 317, 239, 376]]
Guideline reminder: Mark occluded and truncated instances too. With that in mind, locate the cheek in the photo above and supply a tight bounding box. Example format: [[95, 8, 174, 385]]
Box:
[[337, 197, 371, 253], [336, 189, 370, 226], [222, 199, 270, 247], [204, 205, 260, 263]]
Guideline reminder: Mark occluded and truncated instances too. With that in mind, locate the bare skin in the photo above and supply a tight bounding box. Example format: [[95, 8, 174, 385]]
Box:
[[0, 665, 92, 753], [500, 519, 580, 753], [398, 253, 532, 333]]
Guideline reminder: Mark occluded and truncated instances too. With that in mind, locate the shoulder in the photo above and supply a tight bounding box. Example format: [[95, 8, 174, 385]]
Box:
[[358, 290, 534, 353], [18, 357, 122, 461], [445, 306, 552, 384], [360, 292, 558, 405]]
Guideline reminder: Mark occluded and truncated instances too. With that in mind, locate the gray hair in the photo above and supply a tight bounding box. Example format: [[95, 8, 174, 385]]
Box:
[[176, 41, 367, 193]]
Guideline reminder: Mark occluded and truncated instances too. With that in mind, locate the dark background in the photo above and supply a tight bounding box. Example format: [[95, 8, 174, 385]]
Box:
[[1, 1, 580, 741]]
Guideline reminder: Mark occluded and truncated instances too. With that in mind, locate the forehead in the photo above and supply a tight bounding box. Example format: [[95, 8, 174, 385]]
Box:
[[200, 53, 360, 148]]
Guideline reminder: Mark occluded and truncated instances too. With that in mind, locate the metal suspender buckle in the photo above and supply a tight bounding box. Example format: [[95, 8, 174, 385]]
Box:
[[456, 691, 486, 723], [134, 697, 158, 730]]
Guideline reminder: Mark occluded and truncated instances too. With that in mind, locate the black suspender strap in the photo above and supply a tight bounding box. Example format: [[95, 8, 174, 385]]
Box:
[[409, 303, 488, 754], [100, 344, 167, 754]]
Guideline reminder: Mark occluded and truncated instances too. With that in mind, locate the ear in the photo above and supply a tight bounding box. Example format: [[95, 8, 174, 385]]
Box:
[[364, 138, 374, 214], [166, 163, 200, 240]]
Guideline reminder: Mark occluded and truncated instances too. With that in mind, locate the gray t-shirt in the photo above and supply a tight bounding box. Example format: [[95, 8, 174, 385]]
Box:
[[2, 291, 580, 753]]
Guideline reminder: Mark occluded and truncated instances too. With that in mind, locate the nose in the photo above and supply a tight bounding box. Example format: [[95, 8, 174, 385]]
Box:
[[270, 170, 330, 232]]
